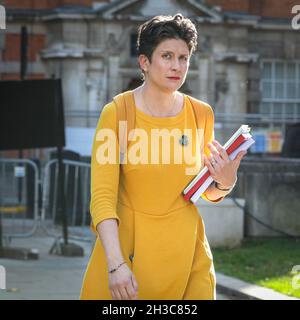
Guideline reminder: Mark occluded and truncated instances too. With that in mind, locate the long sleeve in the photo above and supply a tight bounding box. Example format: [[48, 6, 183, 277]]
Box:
[[201, 104, 224, 203], [90, 102, 120, 233]]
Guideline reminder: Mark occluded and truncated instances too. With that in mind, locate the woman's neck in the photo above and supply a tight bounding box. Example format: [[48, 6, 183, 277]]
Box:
[[136, 83, 182, 117]]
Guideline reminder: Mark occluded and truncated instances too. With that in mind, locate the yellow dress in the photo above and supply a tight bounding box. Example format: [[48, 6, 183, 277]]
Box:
[[80, 91, 224, 300]]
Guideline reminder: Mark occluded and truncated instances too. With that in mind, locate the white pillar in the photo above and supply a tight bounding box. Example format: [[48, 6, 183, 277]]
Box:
[[108, 55, 121, 101], [61, 59, 88, 127], [223, 63, 247, 114], [86, 59, 106, 126], [197, 54, 214, 105]]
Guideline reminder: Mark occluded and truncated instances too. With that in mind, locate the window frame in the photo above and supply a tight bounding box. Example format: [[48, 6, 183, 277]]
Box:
[[260, 59, 300, 120]]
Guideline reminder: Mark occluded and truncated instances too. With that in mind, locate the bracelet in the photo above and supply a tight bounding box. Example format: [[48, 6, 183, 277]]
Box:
[[108, 261, 126, 274], [215, 182, 231, 191], [215, 179, 236, 192]]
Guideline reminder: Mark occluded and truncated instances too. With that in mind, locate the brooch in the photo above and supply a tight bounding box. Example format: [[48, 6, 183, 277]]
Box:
[[179, 134, 189, 146]]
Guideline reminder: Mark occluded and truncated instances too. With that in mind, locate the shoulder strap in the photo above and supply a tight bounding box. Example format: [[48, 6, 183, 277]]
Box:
[[187, 95, 208, 147], [113, 91, 136, 163], [187, 95, 204, 129]]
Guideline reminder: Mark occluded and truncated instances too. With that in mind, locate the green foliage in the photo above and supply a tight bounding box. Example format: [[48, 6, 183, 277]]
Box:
[[212, 238, 300, 298]]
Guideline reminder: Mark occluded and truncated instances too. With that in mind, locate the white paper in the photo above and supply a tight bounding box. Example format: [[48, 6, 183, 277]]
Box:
[[190, 138, 255, 203], [184, 129, 252, 195], [190, 176, 214, 203]]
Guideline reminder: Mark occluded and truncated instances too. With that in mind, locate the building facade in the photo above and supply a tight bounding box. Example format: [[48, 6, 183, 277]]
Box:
[[1, 0, 300, 150]]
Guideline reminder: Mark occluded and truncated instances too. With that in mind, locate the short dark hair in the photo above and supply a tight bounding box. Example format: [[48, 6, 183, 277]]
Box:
[[136, 13, 197, 79]]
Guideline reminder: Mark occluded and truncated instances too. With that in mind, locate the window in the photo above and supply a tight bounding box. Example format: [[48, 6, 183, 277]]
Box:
[[130, 33, 138, 57], [260, 60, 300, 119]]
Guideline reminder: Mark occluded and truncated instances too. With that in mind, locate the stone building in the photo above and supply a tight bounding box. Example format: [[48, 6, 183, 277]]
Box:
[[1, 0, 299, 137], [0, 1, 299, 238]]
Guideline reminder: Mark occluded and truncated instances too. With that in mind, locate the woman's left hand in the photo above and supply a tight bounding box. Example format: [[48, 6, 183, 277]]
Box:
[[203, 140, 247, 188]]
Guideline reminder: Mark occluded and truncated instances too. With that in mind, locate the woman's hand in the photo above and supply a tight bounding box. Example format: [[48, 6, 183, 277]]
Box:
[[108, 263, 138, 300], [203, 140, 247, 188]]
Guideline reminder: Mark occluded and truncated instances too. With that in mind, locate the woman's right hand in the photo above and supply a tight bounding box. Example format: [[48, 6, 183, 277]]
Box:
[[108, 263, 138, 300]]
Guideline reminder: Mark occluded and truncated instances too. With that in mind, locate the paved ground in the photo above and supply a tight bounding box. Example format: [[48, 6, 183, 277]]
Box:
[[0, 236, 91, 300], [0, 235, 236, 300]]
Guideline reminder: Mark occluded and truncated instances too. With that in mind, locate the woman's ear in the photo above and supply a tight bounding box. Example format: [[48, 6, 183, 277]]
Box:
[[138, 54, 149, 72]]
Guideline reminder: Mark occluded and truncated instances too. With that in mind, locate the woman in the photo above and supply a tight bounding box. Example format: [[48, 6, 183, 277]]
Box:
[[80, 13, 246, 300]]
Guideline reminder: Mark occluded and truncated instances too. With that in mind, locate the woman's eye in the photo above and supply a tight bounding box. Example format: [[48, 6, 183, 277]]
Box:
[[163, 54, 171, 59]]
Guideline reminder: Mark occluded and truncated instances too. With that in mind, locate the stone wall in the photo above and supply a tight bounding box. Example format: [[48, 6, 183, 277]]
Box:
[[234, 157, 300, 237], [196, 198, 245, 248]]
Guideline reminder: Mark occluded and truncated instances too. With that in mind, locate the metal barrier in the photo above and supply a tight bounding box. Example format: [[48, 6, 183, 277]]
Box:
[[65, 110, 300, 155], [2, 153, 299, 246], [0, 158, 40, 244], [41, 159, 92, 242]]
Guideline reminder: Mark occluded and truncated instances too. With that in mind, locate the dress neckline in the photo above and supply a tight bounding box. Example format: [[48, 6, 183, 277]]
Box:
[[128, 90, 187, 126]]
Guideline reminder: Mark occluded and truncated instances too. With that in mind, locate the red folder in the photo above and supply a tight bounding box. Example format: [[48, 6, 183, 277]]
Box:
[[183, 132, 250, 201]]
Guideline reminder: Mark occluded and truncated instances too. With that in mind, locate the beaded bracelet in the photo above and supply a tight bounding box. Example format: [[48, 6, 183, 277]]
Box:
[[108, 261, 126, 274]]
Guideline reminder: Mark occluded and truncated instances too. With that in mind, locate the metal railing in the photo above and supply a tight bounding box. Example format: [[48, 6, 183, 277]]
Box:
[[65, 110, 300, 126], [40, 159, 92, 242], [0, 158, 41, 244], [0, 157, 93, 245], [64, 110, 300, 154]]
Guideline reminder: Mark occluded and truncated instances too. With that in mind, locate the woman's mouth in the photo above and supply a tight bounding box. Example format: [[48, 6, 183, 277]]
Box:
[[167, 77, 180, 80]]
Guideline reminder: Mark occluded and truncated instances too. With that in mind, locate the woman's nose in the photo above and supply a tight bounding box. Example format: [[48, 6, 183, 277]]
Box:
[[171, 58, 180, 70]]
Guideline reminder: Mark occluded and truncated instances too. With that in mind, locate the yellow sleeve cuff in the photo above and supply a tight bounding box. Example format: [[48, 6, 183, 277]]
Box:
[[201, 192, 224, 203], [90, 214, 120, 234]]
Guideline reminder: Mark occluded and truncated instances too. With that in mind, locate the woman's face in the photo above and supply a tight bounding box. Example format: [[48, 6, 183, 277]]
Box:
[[140, 38, 190, 92]]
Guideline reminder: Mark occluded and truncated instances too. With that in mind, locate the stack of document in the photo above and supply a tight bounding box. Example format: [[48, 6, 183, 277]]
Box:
[[183, 125, 255, 204]]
